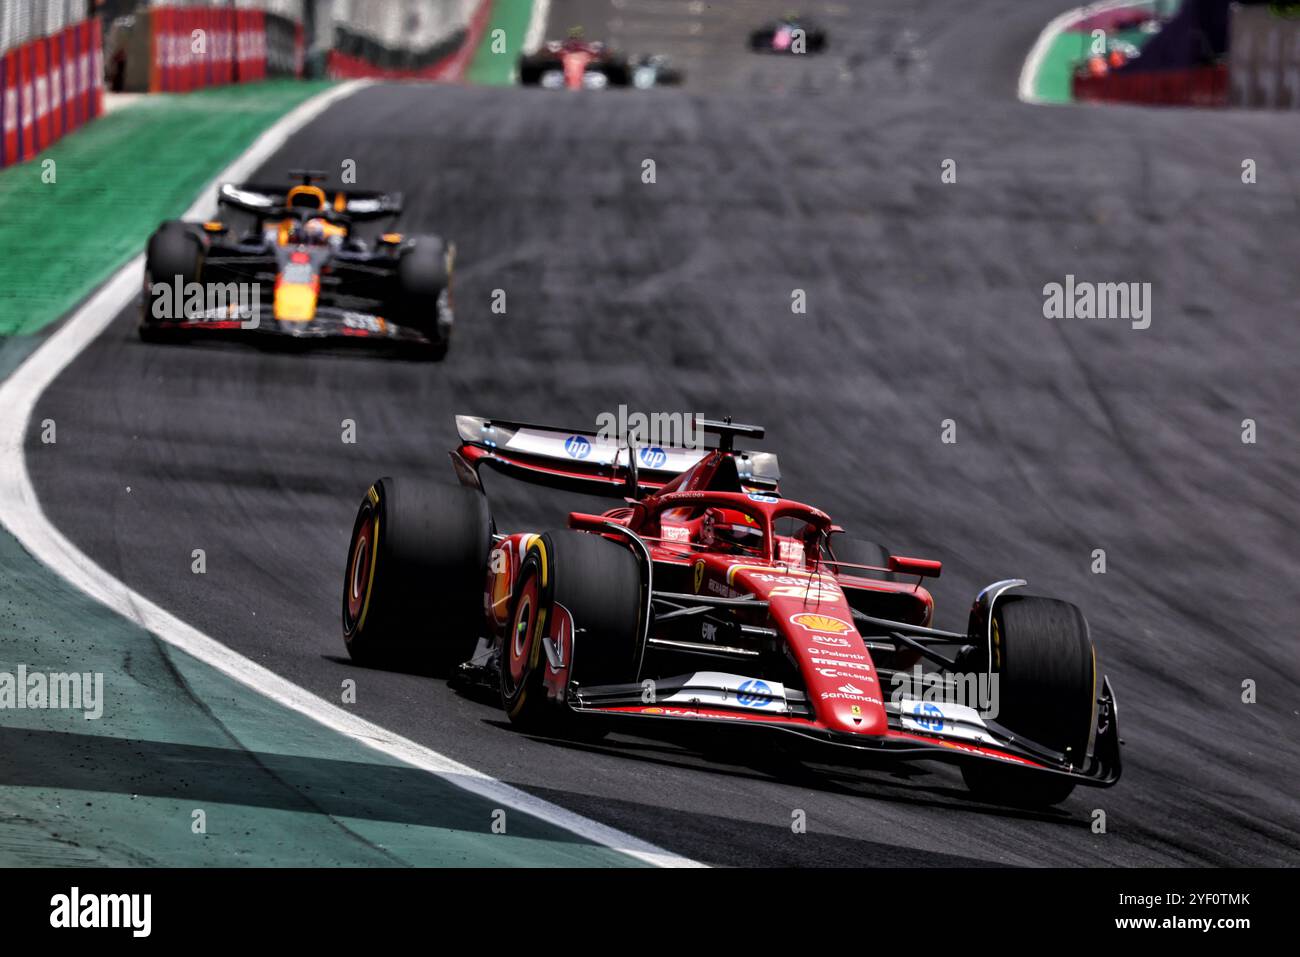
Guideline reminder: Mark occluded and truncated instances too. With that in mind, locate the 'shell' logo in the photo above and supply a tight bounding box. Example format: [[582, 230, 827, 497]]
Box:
[[789, 612, 852, 635]]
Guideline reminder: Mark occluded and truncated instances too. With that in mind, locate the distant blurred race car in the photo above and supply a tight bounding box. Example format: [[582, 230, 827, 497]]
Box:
[[749, 16, 827, 53], [518, 27, 682, 89], [518, 34, 631, 89], [1076, 37, 1143, 78], [630, 53, 683, 89], [138, 170, 455, 359]]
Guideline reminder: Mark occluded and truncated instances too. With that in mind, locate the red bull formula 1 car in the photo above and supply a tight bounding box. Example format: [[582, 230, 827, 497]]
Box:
[[341, 416, 1122, 807], [139, 170, 455, 359]]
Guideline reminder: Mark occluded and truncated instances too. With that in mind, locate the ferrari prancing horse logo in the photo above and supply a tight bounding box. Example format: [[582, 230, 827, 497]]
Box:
[[693, 559, 705, 593]]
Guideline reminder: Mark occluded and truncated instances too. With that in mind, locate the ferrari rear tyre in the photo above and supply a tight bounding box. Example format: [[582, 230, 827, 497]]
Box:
[[501, 531, 642, 731], [341, 478, 491, 673], [960, 595, 1097, 807]]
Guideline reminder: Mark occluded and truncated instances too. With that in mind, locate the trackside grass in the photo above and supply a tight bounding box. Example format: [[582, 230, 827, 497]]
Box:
[[0, 80, 333, 338]]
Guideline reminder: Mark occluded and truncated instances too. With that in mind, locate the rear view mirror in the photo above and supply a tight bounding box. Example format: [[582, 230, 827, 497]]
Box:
[[889, 555, 942, 578]]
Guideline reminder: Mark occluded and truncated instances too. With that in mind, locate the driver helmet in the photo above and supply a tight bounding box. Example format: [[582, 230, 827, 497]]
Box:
[[700, 507, 763, 553], [301, 218, 329, 245]]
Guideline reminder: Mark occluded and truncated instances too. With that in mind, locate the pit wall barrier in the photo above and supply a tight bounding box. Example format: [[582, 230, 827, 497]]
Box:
[[1228, 3, 1300, 109], [148, 6, 304, 93], [1073, 62, 1230, 105], [325, 0, 491, 80], [0, 16, 102, 169], [1, 0, 493, 169]]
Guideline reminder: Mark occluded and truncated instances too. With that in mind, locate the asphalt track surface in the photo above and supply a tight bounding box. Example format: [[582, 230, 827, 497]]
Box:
[[28, 1, 1300, 865]]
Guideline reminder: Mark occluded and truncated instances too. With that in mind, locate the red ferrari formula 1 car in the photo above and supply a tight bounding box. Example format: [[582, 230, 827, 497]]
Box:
[[342, 416, 1122, 807], [518, 33, 631, 89]]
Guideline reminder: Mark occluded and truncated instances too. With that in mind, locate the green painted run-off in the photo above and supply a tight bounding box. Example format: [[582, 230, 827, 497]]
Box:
[[0, 80, 332, 337], [0, 520, 641, 865], [467, 0, 536, 86]]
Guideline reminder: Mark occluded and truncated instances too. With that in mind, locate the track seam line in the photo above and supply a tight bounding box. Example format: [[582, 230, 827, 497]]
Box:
[[0, 78, 702, 869]]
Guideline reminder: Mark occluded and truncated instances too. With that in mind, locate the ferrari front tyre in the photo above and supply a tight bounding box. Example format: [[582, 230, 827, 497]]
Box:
[[501, 531, 642, 729], [341, 478, 491, 673], [960, 595, 1097, 807]]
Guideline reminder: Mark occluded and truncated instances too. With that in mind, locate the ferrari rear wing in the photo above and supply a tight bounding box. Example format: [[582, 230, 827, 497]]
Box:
[[450, 414, 779, 498]]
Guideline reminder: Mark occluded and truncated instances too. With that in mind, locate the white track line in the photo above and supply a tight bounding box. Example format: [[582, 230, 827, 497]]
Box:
[[523, 0, 551, 53], [0, 79, 701, 869], [1017, 0, 1150, 104]]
